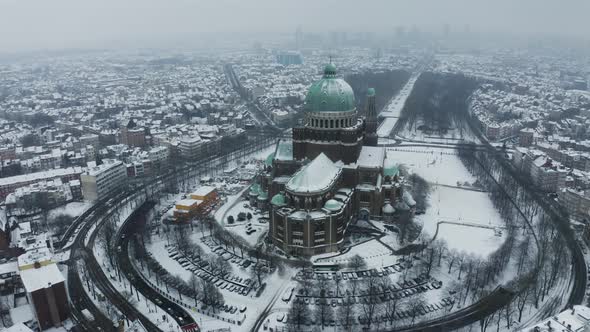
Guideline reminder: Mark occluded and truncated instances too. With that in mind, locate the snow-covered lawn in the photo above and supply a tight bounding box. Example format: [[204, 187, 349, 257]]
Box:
[[388, 147, 475, 186], [222, 198, 269, 246], [389, 147, 506, 258], [49, 201, 93, 219]]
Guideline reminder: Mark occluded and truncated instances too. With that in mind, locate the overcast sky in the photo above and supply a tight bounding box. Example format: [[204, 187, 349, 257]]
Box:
[[1, 0, 589, 53]]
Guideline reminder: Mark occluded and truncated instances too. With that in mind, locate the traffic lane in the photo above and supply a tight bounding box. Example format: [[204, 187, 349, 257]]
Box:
[[117, 210, 198, 331]]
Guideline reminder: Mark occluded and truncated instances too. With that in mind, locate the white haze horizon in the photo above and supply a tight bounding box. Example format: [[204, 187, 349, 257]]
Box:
[[1, 0, 589, 53]]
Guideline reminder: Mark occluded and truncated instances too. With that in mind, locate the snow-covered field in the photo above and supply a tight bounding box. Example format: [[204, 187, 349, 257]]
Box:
[[387, 147, 475, 186], [388, 147, 506, 257]]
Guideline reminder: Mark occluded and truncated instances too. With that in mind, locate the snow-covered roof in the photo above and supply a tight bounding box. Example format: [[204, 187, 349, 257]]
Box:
[[358, 146, 385, 169], [286, 153, 341, 194], [176, 199, 201, 207], [0, 261, 18, 275], [19, 262, 65, 293], [526, 305, 590, 331], [5, 323, 34, 332], [191, 186, 216, 197], [0, 167, 82, 187]]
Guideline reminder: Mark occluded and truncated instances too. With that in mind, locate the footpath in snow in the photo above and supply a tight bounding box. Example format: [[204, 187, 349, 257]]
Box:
[[377, 73, 420, 138]]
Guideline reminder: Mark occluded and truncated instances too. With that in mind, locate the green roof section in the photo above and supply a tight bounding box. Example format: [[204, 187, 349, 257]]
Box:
[[265, 152, 275, 167], [323, 63, 337, 77], [384, 165, 399, 178], [249, 183, 261, 196], [271, 193, 286, 206], [324, 199, 343, 211], [367, 88, 376, 96], [304, 63, 355, 113]]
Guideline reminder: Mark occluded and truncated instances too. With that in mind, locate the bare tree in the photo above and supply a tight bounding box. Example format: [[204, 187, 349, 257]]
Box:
[[361, 275, 380, 329], [337, 296, 356, 330], [101, 218, 117, 266], [334, 273, 342, 297], [214, 256, 231, 277], [188, 275, 202, 306], [288, 300, 309, 331], [407, 294, 426, 325], [252, 262, 268, 287], [479, 310, 496, 332], [348, 254, 367, 271], [314, 277, 332, 328], [0, 296, 12, 327], [503, 299, 515, 329], [424, 247, 436, 276]]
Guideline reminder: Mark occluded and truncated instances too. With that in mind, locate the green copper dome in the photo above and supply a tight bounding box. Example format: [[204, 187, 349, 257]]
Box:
[[249, 183, 261, 196], [367, 88, 376, 96], [305, 64, 355, 113], [271, 193, 286, 206], [324, 199, 343, 211]]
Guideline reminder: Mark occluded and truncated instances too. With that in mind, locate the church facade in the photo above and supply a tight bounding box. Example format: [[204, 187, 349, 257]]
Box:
[[250, 64, 408, 257]]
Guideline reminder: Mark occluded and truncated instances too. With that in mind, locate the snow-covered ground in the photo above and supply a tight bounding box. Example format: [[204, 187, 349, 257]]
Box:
[[377, 73, 420, 138], [48, 201, 93, 219], [145, 232, 296, 331], [388, 147, 506, 257], [222, 198, 269, 246], [387, 147, 475, 186]]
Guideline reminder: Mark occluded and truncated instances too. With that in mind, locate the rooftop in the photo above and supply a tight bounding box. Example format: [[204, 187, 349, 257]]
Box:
[[358, 146, 385, 169], [191, 186, 216, 197], [286, 153, 341, 194], [524, 305, 590, 331]]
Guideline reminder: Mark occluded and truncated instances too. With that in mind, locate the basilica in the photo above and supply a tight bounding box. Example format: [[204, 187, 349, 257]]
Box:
[[249, 63, 408, 257]]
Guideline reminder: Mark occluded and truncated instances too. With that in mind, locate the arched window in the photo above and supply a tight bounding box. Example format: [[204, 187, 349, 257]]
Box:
[[330, 119, 334, 128]]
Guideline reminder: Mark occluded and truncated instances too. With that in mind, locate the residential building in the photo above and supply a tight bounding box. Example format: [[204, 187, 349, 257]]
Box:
[[0, 168, 83, 200], [559, 188, 590, 222], [522, 305, 590, 331], [80, 159, 127, 201], [18, 239, 68, 330]]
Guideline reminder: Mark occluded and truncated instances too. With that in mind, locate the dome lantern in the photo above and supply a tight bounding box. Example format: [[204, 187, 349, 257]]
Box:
[[304, 63, 356, 115]]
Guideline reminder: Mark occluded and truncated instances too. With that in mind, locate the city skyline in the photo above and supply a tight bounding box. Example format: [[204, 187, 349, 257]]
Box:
[[1, 0, 590, 52]]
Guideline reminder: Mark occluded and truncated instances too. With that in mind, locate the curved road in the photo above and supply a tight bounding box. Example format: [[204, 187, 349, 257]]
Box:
[[116, 202, 199, 332], [67, 133, 278, 329]]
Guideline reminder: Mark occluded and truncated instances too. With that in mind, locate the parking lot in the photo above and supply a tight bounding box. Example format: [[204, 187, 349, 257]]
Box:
[[165, 241, 258, 298]]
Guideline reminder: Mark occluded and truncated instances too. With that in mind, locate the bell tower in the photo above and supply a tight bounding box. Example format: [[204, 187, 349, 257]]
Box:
[[364, 88, 378, 146]]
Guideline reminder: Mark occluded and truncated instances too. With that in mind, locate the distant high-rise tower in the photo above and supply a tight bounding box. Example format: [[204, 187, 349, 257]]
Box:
[[295, 26, 303, 49], [364, 88, 378, 146]]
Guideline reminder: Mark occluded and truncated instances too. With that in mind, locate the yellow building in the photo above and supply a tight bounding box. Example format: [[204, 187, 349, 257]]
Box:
[[189, 186, 217, 202], [173, 198, 203, 222]]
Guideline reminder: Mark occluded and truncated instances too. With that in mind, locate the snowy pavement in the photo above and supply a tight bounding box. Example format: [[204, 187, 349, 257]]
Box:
[[377, 73, 420, 138]]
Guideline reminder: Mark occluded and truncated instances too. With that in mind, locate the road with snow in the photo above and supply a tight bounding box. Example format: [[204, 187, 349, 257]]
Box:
[[376, 73, 420, 139]]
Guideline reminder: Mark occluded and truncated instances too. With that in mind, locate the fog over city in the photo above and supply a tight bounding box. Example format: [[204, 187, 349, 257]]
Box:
[[1, 0, 590, 52], [2, 1, 590, 332]]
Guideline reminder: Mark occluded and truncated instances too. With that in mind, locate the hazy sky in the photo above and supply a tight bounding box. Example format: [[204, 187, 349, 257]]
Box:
[[1, 0, 589, 52]]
